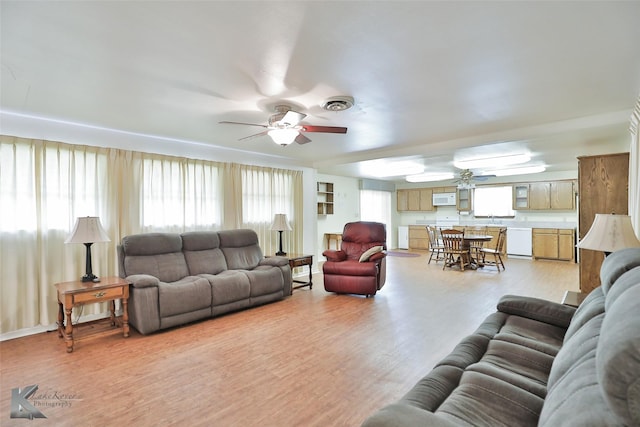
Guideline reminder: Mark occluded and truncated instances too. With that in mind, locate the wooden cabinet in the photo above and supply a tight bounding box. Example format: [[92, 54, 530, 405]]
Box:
[[512, 180, 575, 210], [578, 153, 629, 293], [457, 188, 473, 212], [513, 184, 529, 209], [532, 228, 575, 261], [408, 225, 430, 250], [397, 188, 434, 212], [317, 182, 334, 215]]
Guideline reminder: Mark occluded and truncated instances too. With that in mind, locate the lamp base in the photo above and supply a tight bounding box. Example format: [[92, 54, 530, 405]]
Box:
[[275, 251, 287, 256], [81, 274, 100, 283]]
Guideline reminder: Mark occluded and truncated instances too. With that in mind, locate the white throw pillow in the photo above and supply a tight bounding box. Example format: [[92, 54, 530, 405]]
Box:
[[359, 245, 384, 262]]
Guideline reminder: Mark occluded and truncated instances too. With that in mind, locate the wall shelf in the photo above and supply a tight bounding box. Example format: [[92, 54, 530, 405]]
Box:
[[317, 182, 334, 215]]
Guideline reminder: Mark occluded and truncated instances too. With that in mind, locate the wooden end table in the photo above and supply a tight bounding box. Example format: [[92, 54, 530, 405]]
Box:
[[55, 276, 130, 353], [286, 254, 313, 291], [561, 290, 587, 308]]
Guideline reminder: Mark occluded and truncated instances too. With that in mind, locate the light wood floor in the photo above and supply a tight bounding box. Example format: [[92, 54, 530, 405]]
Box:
[[0, 253, 579, 426]]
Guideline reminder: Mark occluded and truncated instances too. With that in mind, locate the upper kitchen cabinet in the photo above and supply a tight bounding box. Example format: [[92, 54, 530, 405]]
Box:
[[397, 188, 434, 212], [457, 187, 473, 212], [513, 180, 575, 210]]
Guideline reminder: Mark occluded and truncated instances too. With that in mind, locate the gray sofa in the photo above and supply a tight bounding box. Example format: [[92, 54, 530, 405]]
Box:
[[117, 229, 292, 335], [362, 247, 640, 426]]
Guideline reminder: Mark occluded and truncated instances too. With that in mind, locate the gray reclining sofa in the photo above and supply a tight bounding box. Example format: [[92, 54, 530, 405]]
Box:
[[118, 229, 292, 335], [362, 247, 640, 426]]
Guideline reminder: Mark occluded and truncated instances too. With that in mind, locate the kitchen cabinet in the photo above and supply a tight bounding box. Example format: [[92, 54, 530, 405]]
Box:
[[457, 188, 473, 212], [408, 225, 430, 250], [512, 180, 575, 210], [578, 153, 629, 293], [397, 188, 434, 212], [532, 228, 575, 261]]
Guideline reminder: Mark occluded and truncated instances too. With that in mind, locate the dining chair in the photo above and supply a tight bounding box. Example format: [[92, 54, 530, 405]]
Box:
[[440, 228, 471, 271], [466, 225, 488, 262], [426, 225, 445, 264], [480, 227, 507, 272]]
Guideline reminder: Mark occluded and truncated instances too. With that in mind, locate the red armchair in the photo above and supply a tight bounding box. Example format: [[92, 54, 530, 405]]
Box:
[[322, 221, 387, 297]]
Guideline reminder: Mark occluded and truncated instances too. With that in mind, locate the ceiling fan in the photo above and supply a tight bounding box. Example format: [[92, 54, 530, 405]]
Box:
[[455, 169, 495, 188], [219, 105, 348, 146]]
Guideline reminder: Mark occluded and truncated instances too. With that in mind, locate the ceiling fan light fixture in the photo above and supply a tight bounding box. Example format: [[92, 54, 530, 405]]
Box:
[[454, 153, 531, 170], [406, 172, 455, 183], [268, 129, 299, 146], [322, 96, 354, 112], [485, 165, 546, 176]]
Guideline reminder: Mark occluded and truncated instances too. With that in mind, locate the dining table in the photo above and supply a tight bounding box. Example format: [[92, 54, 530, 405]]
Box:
[[462, 234, 493, 268]]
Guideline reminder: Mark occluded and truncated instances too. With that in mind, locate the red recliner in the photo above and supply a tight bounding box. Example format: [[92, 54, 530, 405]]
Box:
[[322, 221, 387, 297]]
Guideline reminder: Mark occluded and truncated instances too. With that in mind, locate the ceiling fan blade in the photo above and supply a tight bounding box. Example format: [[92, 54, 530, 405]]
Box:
[[295, 133, 312, 145], [281, 110, 306, 126], [219, 121, 268, 129], [301, 125, 347, 134], [238, 130, 269, 141]]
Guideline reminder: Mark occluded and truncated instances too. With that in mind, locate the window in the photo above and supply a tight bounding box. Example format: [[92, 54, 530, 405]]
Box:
[[473, 186, 515, 217]]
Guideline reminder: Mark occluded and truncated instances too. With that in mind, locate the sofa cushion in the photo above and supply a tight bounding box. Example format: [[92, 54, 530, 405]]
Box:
[[204, 270, 251, 305], [599, 247, 640, 294], [596, 280, 640, 426], [563, 287, 605, 343], [244, 266, 285, 296], [218, 229, 263, 270], [125, 252, 190, 283], [158, 277, 212, 318]]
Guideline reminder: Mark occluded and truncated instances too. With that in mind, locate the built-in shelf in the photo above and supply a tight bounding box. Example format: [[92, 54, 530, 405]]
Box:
[[317, 182, 334, 215]]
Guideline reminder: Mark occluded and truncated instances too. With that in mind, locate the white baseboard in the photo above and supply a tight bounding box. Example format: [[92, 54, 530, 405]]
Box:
[[0, 311, 113, 342]]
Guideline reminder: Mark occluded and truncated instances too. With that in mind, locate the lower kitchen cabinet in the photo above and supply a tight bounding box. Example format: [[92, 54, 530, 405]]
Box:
[[408, 225, 430, 250], [532, 228, 575, 261]]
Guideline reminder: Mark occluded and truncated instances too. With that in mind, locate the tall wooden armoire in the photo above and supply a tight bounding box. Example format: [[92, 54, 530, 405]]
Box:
[[577, 153, 629, 293]]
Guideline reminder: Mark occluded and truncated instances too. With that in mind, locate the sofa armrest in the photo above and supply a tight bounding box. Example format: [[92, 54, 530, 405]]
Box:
[[126, 274, 160, 288], [361, 403, 459, 427], [259, 256, 290, 267], [323, 250, 347, 262], [497, 294, 576, 328]]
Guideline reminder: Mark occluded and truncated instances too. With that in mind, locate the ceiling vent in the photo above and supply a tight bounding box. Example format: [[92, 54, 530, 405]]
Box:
[[322, 96, 354, 112]]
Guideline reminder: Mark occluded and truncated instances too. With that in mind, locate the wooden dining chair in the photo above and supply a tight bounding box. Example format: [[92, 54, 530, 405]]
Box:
[[466, 225, 488, 262], [426, 225, 445, 264], [440, 228, 471, 271], [480, 227, 507, 272]]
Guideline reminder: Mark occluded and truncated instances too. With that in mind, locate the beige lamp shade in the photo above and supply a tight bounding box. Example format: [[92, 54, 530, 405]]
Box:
[[65, 216, 111, 244], [577, 214, 640, 253], [270, 214, 292, 231]]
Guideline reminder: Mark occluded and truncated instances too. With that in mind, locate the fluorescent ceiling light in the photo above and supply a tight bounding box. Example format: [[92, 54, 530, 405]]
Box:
[[454, 153, 531, 170], [484, 165, 546, 176], [268, 129, 299, 146], [406, 172, 455, 183], [363, 160, 424, 178]]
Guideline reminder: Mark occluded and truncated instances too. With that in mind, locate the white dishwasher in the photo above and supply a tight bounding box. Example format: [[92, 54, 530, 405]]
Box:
[[397, 226, 409, 250], [506, 227, 532, 257]]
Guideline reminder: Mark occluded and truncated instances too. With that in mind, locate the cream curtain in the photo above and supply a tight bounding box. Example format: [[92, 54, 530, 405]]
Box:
[[630, 95, 640, 239], [0, 136, 303, 334]]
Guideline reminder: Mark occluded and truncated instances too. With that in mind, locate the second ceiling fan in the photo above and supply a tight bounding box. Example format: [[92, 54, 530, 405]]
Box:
[[220, 105, 347, 146]]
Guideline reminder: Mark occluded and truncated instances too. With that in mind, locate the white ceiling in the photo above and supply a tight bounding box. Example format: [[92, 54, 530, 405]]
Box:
[[2, 1, 639, 183]]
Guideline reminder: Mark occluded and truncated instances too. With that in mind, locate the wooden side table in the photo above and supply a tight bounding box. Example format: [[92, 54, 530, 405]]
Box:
[[324, 233, 342, 250], [286, 254, 313, 291], [561, 290, 587, 308], [55, 276, 130, 353]]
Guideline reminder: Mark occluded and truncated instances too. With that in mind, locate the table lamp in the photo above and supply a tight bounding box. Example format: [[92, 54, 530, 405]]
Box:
[[270, 213, 292, 256], [577, 213, 640, 257], [65, 216, 111, 282]]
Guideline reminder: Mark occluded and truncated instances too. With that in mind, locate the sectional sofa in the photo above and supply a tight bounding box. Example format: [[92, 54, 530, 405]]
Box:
[[362, 247, 640, 426], [117, 229, 292, 335]]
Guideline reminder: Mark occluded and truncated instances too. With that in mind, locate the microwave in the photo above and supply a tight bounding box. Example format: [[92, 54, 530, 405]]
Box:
[[432, 192, 457, 206]]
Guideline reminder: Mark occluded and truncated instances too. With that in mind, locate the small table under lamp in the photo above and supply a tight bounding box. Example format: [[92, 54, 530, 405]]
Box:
[[271, 213, 292, 256], [577, 213, 640, 256], [65, 216, 111, 282]]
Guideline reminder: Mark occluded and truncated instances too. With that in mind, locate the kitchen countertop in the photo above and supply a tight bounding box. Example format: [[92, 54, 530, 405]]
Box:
[[414, 220, 577, 229]]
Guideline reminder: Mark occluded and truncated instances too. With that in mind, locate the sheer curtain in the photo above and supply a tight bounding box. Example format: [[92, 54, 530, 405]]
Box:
[[630, 95, 640, 239], [0, 136, 303, 335], [360, 189, 392, 242]]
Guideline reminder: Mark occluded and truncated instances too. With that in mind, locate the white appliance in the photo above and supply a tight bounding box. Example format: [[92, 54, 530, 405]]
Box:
[[432, 192, 457, 206], [397, 226, 409, 249], [507, 227, 533, 257]]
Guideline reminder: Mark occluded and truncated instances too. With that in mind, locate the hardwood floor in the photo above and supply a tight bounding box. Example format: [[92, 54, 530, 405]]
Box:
[[0, 253, 579, 426]]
